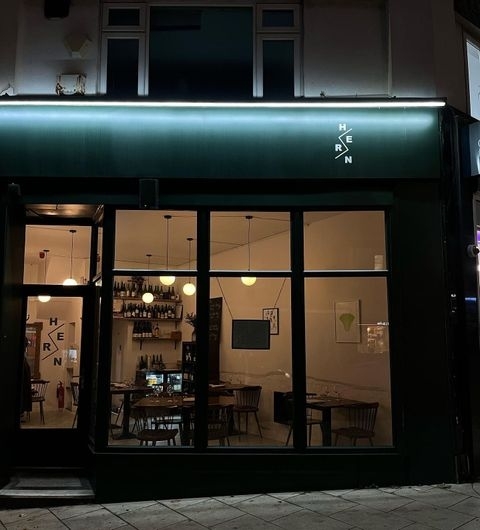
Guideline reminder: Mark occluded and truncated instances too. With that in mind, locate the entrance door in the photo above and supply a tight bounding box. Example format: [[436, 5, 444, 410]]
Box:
[[15, 289, 96, 468]]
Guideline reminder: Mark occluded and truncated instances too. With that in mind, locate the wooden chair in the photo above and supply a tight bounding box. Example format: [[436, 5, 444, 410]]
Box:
[[71, 381, 79, 428], [30, 379, 49, 424], [136, 405, 179, 446], [207, 403, 233, 446], [233, 386, 262, 438], [331, 402, 379, 446], [285, 396, 326, 446]]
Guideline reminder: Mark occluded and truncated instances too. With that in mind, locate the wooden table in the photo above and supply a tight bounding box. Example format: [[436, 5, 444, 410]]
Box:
[[110, 384, 150, 439], [307, 396, 365, 446], [133, 394, 234, 445]]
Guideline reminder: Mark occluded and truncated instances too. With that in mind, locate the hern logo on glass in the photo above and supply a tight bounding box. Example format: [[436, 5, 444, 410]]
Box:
[[334, 123, 353, 163]]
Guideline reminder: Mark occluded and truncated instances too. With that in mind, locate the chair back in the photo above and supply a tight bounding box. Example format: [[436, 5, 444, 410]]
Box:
[[346, 402, 379, 433], [234, 386, 262, 410], [31, 379, 49, 401], [71, 381, 79, 406], [207, 403, 233, 442]]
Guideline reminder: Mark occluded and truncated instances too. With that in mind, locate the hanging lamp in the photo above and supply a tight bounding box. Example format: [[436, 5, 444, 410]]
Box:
[[63, 229, 78, 286], [183, 237, 196, 296], [241, 215, 256, 286], [159, 214, 176, 286], [37, 249, 51, 303], [142, 253, 154, 303]]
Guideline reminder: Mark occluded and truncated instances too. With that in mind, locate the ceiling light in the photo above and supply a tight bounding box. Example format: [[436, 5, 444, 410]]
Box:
[[183, 237, 196, 297], [63, 229, 78, 286], [241, 215, 256, 286], [37, 249, 51, 303], [159, 215, 176, 286], [142, 254, 154, 304]]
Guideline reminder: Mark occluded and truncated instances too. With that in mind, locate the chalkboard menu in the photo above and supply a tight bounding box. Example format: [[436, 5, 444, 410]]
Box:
[[209, 297, 222, 382]]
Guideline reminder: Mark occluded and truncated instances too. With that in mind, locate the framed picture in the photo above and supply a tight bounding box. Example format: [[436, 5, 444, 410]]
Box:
[[262, 307, 279, 335], [334, 300, 360, 343]]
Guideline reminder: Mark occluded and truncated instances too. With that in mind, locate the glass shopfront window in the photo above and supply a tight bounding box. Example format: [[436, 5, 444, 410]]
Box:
[[107, 208, 391, 449]]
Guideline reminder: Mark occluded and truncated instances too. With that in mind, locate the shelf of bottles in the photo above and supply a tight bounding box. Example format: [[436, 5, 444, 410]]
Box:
[[181, 342, 197, 394], [113, 279, 180, 302]]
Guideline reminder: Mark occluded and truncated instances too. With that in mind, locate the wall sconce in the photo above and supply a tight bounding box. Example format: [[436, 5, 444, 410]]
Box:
[[159, 214, 176, 286], [183, 237, 196, 296], [63, 229, 78, 286], [241, 215, 256, 286], [37, 249, 51, 303], [142, 254, 154, 304]]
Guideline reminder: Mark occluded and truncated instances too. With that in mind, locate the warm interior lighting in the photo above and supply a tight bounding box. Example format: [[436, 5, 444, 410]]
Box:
[[182, 237, 196, 296], [159, 215, 176, 286], [63, 229, 78, 286], [241, 215, 256, 286], [37, 249, 51, 303], [142, 253, 154, 304]]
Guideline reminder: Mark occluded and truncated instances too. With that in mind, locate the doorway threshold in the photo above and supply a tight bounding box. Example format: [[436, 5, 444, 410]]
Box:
[[0, 468, 94, 508]]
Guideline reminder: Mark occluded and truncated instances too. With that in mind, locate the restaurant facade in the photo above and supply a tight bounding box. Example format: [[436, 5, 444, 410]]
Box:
[[1, 0, 480, 504]]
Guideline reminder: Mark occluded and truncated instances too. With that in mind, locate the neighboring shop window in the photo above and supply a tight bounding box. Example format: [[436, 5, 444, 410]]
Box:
[[467, 39, 480, 120]]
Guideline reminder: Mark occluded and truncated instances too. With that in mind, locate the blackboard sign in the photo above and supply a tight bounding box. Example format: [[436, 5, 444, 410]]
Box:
[[209, 297, 222, 382], [232, 319, 270, 349]]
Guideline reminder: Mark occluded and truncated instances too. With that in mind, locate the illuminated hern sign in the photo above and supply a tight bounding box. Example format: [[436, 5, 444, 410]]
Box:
[[0, 101, 442, 180]]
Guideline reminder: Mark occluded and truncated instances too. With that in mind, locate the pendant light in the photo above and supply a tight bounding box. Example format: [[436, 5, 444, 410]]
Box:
[[159, 214, 176, 286], [63, 229, 78, 286], [37, 249, 51, 303], [241, 215, 256, 286], [183, 237, 196, 296], [142, 253, 154, 304]]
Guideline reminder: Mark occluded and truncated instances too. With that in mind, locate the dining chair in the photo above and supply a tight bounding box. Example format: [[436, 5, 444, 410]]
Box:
[[30, 379, 49, 424], [136, 406, 179, 446], [285, 396, 326, 446], [331, 402, 379, 446], [207, 403, 233, 446], [71, 381, 79, 428], [233, 386, 262, 438]]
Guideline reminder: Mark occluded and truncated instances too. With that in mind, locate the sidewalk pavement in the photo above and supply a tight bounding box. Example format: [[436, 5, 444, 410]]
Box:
[[1, 482, 480, 529]]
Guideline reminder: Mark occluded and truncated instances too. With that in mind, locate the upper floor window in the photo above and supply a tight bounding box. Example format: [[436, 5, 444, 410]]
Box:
[[467, 39, 480, 120]]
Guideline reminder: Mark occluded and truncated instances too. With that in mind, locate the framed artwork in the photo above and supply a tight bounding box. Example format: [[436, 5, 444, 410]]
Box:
[[262, 307, 279, 335], [334, 300, 360, 343]]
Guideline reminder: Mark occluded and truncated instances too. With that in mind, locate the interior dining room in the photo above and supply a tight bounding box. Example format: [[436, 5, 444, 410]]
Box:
[[21, 208, 391, 450]]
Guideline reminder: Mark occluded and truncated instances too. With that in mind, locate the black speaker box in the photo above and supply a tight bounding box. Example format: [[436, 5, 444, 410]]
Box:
[[139, 179, 159, 209], [44, 0, 70, 19]]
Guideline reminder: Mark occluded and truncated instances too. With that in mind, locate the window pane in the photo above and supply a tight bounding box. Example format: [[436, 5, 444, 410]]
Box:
[[263, 40, 294, 100], [305, 277, 392, 447], [210, 277, 291, 447], [22, 297, 84, 430], [467, 40, 480, 121], [24, 225, 91, 285], [304, 211, 386, 270], [108, 8, 140, 26], [107, 39, 139, 97], [262, 9, 295, 27], [149, 7, 253, 99], [210, 212, 290, 271]]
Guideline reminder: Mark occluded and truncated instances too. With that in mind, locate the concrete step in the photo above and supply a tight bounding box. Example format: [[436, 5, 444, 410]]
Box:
[[0, 468, 95, 508]]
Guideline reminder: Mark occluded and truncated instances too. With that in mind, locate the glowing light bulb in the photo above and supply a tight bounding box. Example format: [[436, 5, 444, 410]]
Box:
[[160, 275, 176, 286], [241, 276, 257, 286], [142, 291, 154, 304], [183, 282, 196, 296], [37, 295, 51, 303], [63, 278, 77, 286]]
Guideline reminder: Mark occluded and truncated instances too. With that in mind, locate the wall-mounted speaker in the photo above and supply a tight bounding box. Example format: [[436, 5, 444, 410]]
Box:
[[44, 0, 70, 19], [139, 179, 159, 209]]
